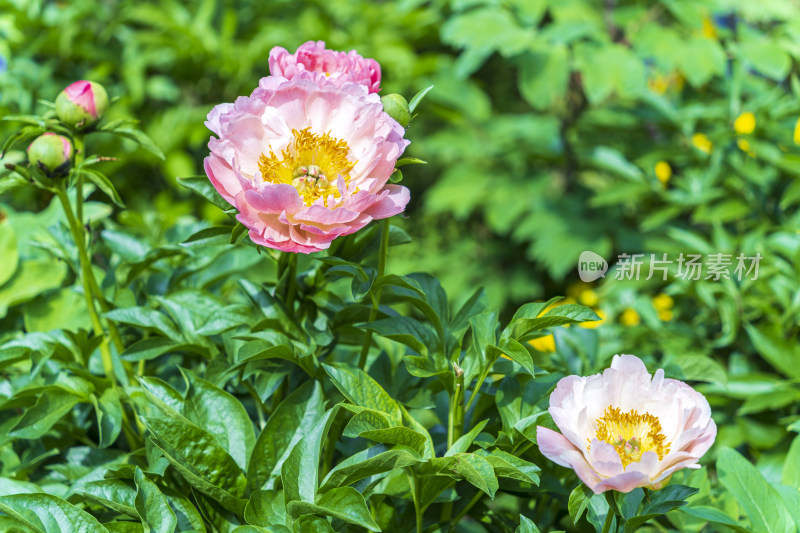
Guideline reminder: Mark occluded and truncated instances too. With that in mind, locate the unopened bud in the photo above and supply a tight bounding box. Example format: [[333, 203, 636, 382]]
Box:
[[27, 133, 73, 176], [55, 80, 109, 130], [381, 93, 411, 128]]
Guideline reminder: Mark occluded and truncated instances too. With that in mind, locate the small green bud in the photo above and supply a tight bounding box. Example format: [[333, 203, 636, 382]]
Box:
[[27, 133, 73, 176], [381, 93, 411, 128], [55, 80, 109, 130]]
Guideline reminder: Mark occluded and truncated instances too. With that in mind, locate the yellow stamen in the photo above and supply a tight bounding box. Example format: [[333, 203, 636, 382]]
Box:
[[592, 406, 670, 468], [258, 128, 355, 206]]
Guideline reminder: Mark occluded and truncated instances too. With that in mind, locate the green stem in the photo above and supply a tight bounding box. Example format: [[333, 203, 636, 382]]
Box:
[[72, 134, 125, 355], [284, 252, 298, 313], [602, 492, 618, 533], [447, 491, 483, 531], [447, 365, 465, 449], [56, 185, 117, 383], [407, 468, 423, 533], [358, 219, 390, 369]]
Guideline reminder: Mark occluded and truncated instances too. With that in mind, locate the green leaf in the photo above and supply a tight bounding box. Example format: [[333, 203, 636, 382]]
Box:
[[181, 226, 234, 248], [488, 339, 535, 377], [744, 324, 800, 379], [113, 128, 165, 160], [178, 176, 231, 211], [10, 389, 82, 439], [740, 39, 791, 80], [134, 468, 177, 533], [783, 435, 800, 489], [568, 484, 594, 525], [140, 416, 247, 515], [360, 316, 437, 356], [105, 307, 182, 342], [319, 445, 422, 493], [416, 453, 499, 497], [161, 487, 206, 533], [717, 447, 793, 533], [0, 493, 109, 533], [103, 523, 144, 533], [507, 304, 600, 340], [81, 169, 125, 207], [322, 364, 402, 423], [94, 388, 123, 448], [519, 45, 569, 110], [248, 381, 325, 492], [281, 407, 339, 504], [679, 506, 749, 532], [0, 220, 19, 286], [182, 370, 256, 472], [0, 259, 67, 319], [515, 515, 541, 533], [76, 479, 137, 517], [408, 85, 434, 113], [446, 420, 488, 456], [477, 449, 540, 485], [244, 490, 286, 528], [286, 487, 379, 532], [622, 485, 697, 531], [291, 516, 333, 533]]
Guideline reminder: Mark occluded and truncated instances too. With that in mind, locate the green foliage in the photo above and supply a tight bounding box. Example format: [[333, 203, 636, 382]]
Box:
[[2, 0, 800, 531]]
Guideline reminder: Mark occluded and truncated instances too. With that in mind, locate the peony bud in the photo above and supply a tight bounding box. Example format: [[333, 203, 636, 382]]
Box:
[[55, 80, 109, 130], [381, 93, 410, 128], [27, 133, 73, 176]]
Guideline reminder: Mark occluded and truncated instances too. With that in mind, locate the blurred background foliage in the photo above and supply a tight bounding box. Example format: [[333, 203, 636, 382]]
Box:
[[3, 0, 800, 523]]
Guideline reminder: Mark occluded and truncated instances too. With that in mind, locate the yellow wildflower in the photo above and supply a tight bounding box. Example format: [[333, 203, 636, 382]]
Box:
[[737, 139, 755, 157], [733, 112, 756, 135], [653, 294, 674, 322], [619, 308, 641, 327], [655, 161, 672, 185], [701, 16, 717, 39], [692, 133, 713, 154], [793, 117, 800, 145], [578, 289, 599, 307], [528, 335, 556, 353]]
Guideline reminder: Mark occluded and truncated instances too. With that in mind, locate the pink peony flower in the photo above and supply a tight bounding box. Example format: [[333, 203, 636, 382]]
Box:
[[203, 76, 409, 253], [269, 41, 381, 94], [536, 354, 716, 494]]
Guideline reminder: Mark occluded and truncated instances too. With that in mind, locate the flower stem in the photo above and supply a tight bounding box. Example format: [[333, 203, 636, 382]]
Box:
[[406, 468, 423, 533], [56, 184, 117, 384], [72, 154, 125, 355], [448, 491, 483, 531], [357, 218, 390, 369], [602, 492, 618, 533], [447, 364, 465, 449]]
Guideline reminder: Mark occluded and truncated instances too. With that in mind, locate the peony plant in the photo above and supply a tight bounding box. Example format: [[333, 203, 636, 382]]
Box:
[[0, 41, 752, 533]]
